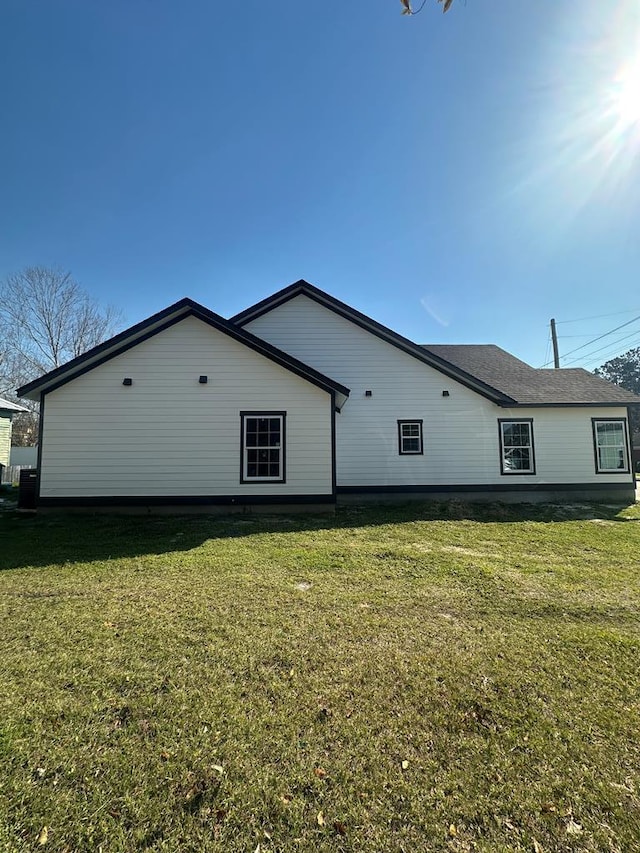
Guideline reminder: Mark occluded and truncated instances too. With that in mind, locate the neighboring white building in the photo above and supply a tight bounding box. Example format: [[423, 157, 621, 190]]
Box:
[[0, 397, 28, 469], [17, 282, 640, 510]]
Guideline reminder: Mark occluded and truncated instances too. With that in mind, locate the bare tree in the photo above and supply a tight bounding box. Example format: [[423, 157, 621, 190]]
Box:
[[0, 267, 122, 445]]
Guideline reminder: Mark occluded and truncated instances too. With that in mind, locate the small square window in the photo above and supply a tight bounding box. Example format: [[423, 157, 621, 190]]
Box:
[[398, 420, 423, 455]]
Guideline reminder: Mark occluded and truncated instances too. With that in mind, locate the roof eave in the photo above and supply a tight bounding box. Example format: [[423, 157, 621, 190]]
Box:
[[0, 400, 28, 413], [498, 401, 640, 408]]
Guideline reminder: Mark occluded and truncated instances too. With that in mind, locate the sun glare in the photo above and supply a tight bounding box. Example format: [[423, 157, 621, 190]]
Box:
[[612, 58, 640, 128], [511, 5, 640, 233]]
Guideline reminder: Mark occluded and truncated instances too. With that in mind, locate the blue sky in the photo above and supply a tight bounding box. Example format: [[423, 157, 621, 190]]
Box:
[[2, 0, 640, 370]]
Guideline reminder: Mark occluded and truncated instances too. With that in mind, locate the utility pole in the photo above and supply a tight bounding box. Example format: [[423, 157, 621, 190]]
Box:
[[550, 318, 560, 369]]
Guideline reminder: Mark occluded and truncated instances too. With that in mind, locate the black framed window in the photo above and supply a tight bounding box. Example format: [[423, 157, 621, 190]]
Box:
[[240, 412, 286, 482], [592, 418, 630, 473], [398, 420, 423, 455], [499, 419, 535, 474]]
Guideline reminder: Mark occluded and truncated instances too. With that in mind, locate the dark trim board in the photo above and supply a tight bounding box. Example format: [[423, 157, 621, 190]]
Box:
[[35, 393, 45, 501], [336, 482, 634, 494], [336, 482, 636, 505], [34, 481, 635, 512], [38, 483, 634, 502], [37, 494, 336, 508], [331, 391, 337, 496]]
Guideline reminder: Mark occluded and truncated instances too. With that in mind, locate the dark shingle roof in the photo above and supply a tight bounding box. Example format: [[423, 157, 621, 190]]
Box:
[[422, 344, 640, 405]]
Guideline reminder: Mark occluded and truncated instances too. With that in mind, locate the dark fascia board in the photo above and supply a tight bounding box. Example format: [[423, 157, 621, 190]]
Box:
[[230, 280, 515, 405], [17, 296, 350, 403]]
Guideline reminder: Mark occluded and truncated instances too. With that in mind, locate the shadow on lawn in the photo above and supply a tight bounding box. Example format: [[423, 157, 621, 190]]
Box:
[[1, 498, 637, 572]]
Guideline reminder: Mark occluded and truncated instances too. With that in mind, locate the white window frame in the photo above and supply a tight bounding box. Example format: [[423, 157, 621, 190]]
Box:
[[240, 412, 286, 483], [592, 418, 630, 474], [498, 419, 535, 475], [398, 420, 423, 455]]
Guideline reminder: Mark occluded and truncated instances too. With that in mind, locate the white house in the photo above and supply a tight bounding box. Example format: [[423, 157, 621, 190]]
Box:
[[17, 281, 639, 510], [0, 397, 28, 469]]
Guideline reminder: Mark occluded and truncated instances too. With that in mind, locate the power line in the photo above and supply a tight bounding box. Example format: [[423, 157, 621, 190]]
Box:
[[568, 336, 640, 368], [582, 350, 640, 372], [540, 313, 640, 366], [562, 327, 640, 366], [583, 353, 640, 373], [572, 334, 640, 369], [556, 308, 640, 324], [557, 333, 611, 339]]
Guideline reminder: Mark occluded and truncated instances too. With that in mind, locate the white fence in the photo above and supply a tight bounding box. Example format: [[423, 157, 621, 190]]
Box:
[[0, 465, 32, 485], [2, 447, 38, 485]]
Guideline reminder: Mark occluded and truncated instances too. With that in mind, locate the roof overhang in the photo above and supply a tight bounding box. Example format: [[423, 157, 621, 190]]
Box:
[[0, 398, 28, 415]]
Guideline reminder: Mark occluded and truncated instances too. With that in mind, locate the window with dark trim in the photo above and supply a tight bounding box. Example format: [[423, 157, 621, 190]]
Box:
[[592, 418, 629, 473], [499, 419, 535, 474], [398, 420, 423, 455], [240, 412, 286, 482]]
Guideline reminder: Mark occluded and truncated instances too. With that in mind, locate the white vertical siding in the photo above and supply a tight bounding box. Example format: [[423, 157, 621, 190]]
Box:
[[244, 296, 632, 487], [40, 316, 333, 497], [0, 416, 11, 467]]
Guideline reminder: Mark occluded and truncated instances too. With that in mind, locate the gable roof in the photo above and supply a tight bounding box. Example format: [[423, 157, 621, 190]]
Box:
[[231, 280, 640, 408], [17, 297, 350, 407], [231, 280, 517, 405], [0, 397, 28, 414], [423, 344, 640, 406]]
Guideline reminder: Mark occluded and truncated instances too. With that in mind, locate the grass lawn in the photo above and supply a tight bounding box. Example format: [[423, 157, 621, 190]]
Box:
[[1, 500, 640, 852]]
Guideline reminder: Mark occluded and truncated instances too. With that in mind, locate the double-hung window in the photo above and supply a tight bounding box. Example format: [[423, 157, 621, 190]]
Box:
[[499, 419, 535, 474], [398, 420, 423, 455], [592, 419, 629, 473], [240, 412, 286, 482]]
